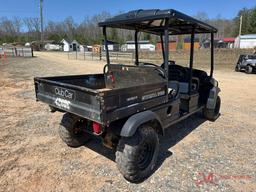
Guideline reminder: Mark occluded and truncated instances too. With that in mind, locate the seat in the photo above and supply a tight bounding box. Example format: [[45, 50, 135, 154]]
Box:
[[184, 67, 208, 85], [165, 65, 199, 93], [161, 64, 200, 112], [165, 64, 190, 82]]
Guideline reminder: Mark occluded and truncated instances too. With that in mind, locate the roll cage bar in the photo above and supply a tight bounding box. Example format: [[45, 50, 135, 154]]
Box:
[[99, 9, 217, 94]]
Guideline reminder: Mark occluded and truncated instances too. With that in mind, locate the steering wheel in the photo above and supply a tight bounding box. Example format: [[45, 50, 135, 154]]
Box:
[[140, 62, 166, 78], [161, 62, 189, 81], [169, 65, 189, 81], [160, 60, 176, 68]]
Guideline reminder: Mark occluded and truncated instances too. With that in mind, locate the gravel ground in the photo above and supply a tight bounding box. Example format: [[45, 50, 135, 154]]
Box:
[[0, 52, 255, 192]]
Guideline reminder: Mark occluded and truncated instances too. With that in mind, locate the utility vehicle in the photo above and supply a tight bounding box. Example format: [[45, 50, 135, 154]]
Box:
[[34, 9, 221, 183], [235, 54, 256, 74]]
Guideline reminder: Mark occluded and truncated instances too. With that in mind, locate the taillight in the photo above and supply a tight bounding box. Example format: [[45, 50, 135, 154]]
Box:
[[107, 71, 115, 83], [92, 122, 101, 134]]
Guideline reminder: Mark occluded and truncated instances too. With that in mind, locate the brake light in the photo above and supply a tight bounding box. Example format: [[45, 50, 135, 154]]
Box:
[[108, 71, 115, 83], [92, 122, 101, 134]]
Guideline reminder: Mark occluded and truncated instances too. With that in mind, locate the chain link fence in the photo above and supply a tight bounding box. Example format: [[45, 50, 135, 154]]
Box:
[[68, 50, 134, 63], [0, 47, 34, 58], [67, 48, 253, 69]]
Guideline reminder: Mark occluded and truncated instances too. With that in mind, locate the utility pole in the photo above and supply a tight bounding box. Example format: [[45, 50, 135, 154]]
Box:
[[238, 15, 243, 48], [40, 0, 44, 44]]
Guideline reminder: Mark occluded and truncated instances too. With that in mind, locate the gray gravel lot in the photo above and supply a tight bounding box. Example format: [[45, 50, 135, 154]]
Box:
[[0, 52, 255, 192]]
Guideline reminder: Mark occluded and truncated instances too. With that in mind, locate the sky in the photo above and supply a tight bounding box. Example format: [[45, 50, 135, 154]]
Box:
[[0, 0, 255, 22]]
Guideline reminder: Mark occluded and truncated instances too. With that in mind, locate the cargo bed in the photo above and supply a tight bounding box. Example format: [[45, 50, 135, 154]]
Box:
[[34, 71, 168, 125]]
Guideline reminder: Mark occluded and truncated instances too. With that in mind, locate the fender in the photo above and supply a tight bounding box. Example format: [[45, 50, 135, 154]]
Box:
[[120, 110, 163, 137], [248, 63, 256, 67], [206, 86, 221, 109]]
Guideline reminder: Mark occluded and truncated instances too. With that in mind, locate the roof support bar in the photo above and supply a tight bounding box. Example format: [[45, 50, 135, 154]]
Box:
[[210, 32, 214, 77], [103, 26, 110, 65], [135, 30, 139, 65], [188, 27, 195, 95], [160, 34, 165, 62], [164, 20, 169, 73], [164, 19, 169, 101]]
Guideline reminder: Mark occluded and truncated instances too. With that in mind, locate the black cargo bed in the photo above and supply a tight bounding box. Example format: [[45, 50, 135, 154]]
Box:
[[34, 69, 168, 125]]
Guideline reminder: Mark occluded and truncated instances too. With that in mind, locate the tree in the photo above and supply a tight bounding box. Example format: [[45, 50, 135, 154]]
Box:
[[248, 7, 256, 33], [194, 12, 209, 22], [23, 17, 41, 41], [230, 7, 256, 36], [109, 28, 118, 42], [63, 16, 76, 40], [1, 8, 255, 45]]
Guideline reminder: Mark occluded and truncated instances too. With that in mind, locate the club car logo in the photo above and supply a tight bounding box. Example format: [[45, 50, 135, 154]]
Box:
[[54, 98, 71, 110], [54, 87, 75, 100]]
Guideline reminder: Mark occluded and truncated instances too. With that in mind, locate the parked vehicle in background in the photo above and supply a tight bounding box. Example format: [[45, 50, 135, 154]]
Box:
[[34, 9, 221, 183], [235, 54, 256, 74]]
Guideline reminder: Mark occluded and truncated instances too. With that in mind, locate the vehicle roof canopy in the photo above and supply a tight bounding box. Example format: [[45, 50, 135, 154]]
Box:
[[99, 9, 217, 35]]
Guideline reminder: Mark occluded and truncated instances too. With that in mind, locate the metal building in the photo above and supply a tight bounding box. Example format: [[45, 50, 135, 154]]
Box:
[[234, 34, 256, 49]]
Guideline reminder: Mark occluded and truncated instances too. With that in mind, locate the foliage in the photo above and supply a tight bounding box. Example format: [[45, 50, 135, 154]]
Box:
[[232, 7, 256, 35], [0, 8, 256, 45]]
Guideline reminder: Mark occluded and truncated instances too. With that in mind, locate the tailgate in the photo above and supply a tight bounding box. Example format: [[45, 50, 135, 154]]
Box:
[[34, 78, 102, 123]]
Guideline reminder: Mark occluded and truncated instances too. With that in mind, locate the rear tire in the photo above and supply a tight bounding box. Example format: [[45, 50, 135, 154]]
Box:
[[203, 96, 221, 121], [115, 125, 159, 183], [245, 65, 253, 74], [59, 113, 90, 147]]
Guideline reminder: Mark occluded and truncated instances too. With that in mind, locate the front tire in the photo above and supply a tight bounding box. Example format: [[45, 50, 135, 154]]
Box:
[[245, 65, 253, 74], [115, 125, 159, 183], [203, 96, 221, 121], [59, 113, 90, 147], [235, 63, 241, 72]]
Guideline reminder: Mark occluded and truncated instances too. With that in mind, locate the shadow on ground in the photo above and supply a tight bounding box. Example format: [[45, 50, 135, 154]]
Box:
[[158, 113, 206, 160], [82, 113, 206, 180]]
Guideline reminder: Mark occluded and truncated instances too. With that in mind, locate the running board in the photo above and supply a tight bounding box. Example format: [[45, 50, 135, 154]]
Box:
[[163, 106, 204, 129]]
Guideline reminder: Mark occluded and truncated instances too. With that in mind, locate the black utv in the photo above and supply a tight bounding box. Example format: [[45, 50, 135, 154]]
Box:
[[235, 54, 256, 74], [34, 9, 221, 183]]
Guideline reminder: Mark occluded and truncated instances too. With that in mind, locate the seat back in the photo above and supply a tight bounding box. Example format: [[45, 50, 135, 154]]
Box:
[[167, 65, 190, 82]]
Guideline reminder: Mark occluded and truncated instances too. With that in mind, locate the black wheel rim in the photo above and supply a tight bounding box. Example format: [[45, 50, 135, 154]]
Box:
[[137, 141, 155, 171], [246, 66, 251, 73]]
